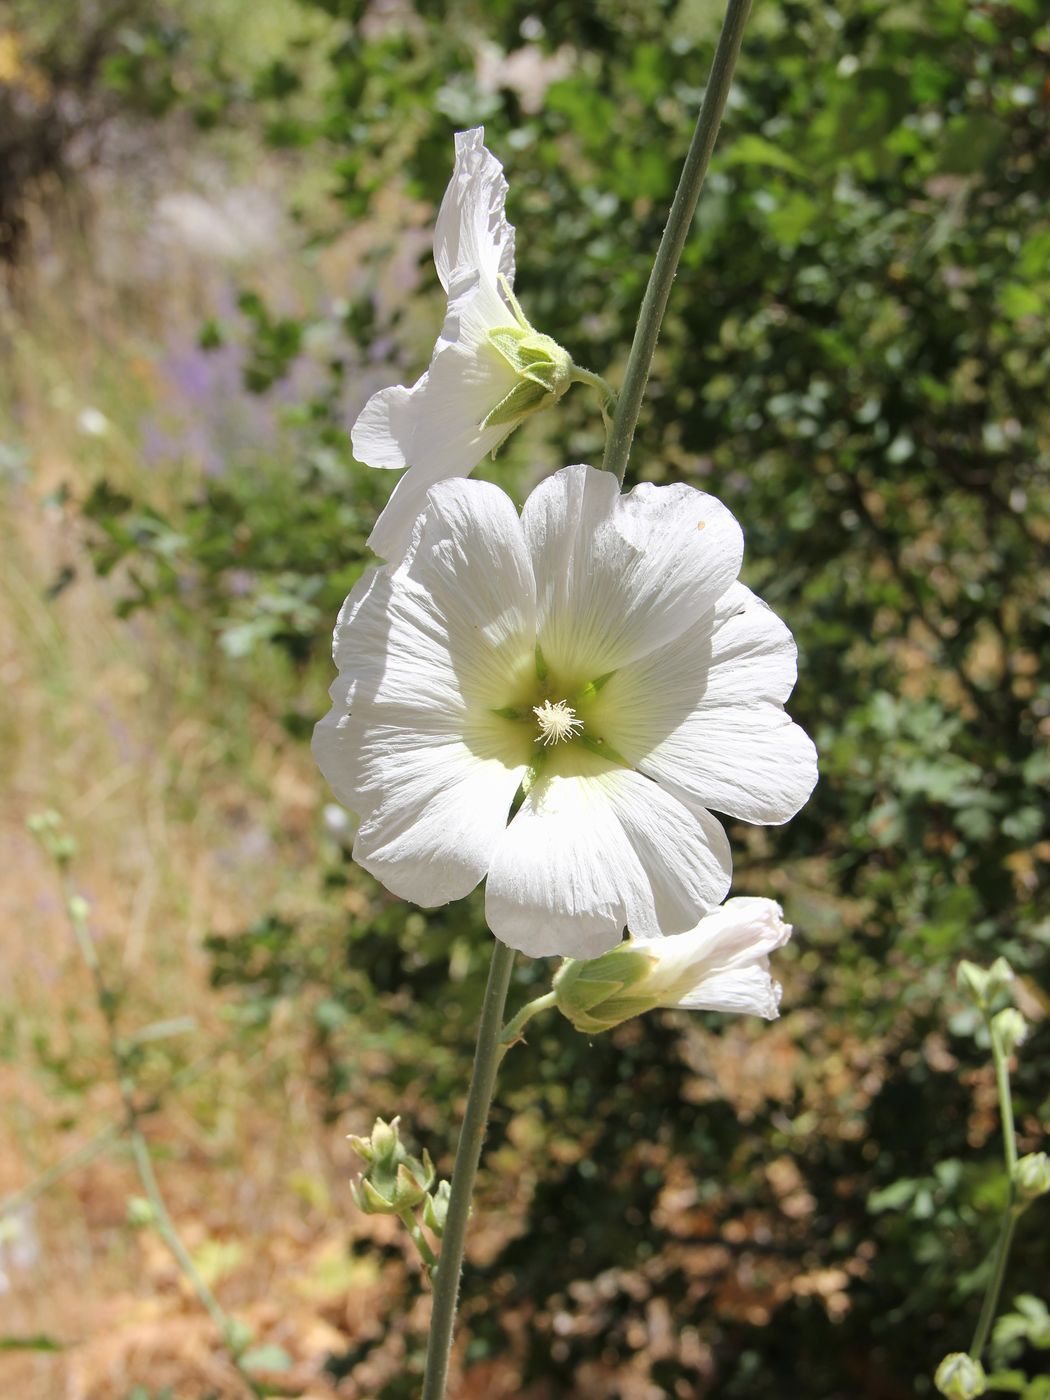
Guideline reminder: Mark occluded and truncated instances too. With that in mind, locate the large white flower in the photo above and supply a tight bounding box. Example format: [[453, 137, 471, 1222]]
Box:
[[352, 127, 585, 561], [553, 897, 792, 1033], [313, 464, 817, 960]]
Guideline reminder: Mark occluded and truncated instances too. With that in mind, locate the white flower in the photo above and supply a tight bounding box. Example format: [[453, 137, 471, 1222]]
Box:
[[352, 126, 578, 561], [313, 464, 818, 960], [553, 897, 793, 1033]]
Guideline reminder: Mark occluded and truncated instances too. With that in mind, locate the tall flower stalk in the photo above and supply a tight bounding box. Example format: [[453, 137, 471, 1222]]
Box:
[[415, 4, 755, 1392]]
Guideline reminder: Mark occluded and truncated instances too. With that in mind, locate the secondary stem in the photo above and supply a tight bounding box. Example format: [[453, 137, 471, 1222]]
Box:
[[602, 0, 753, 486], [969, 1026, 1019, 1359], [422, 938, 516, 1400]]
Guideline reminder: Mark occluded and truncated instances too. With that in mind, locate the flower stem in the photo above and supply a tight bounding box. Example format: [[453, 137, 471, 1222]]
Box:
[[500, 990, 557, 1046], [969, 1025, 1019, 1360], [398, 1207, 439, 1272], [602, 0, 753, 486], [422, 937, 516, 1400]]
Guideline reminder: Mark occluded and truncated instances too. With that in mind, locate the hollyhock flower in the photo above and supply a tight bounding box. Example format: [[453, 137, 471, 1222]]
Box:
[[552, 897, 792, 1033], [313, 464, 817, 959], [352, 126, 591, 561]]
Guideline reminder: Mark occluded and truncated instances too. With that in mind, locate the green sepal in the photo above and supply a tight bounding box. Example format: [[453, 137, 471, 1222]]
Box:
[[481, 376, 551, 430], [575, 671, 616, 702], [553, 948, 655, 1034], [534, 644, 549, 682]]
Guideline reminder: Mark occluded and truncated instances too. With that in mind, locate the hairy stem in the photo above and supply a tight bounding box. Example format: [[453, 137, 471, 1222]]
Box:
[[602, 0, 753, 485], [422, 938, 516, 1400]]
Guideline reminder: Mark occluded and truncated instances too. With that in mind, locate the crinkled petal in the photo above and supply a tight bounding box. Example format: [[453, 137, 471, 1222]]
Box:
[[676, 966, 783, 1019], [521, 464, 744, 682], [363, 274, 522, 559], [433, 126, 516, 294], [485, 748, 732, 959]]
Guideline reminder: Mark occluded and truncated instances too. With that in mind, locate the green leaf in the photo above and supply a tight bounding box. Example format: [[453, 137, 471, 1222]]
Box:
[[241, 1344, 294, 1373]]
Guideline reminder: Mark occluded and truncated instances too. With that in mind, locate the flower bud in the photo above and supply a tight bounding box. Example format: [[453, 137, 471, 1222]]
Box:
[[347, 1116, 435, 1215], [554, 899, 791, 1035], [956, 958, 1013, 1011], [423, 1180, 451, 1237], [934, 1353, 986, 1399], [991, 1008, 1027, 1056], [1013, 1152, 1050, 1207]]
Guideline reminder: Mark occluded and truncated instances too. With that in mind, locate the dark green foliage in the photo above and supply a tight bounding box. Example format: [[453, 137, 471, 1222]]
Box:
[[74, 0, 1049, 1393]]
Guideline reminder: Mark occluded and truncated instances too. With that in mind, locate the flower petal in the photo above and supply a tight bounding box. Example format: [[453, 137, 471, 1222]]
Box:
[[363, 276, 522, 559], [314, 498, 535, 906], [640, 703, 818, 825], [521, 464, 744, 682], [587, 585, 816, 825], [677, 966, 783, 1019], [433, 127, 516, 294], [485, 748, 732, 959]]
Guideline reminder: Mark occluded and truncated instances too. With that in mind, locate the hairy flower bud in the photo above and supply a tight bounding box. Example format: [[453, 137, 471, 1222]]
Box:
[[1013, 1152, 1050, 1207], [347, 1116, 435, 1215], [991, 1007, 1027, 1056], [934, 1353, 986, 1399], [423, 1180, 451, 1237]]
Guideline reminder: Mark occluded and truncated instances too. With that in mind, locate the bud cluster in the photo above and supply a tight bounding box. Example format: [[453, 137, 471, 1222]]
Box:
[[347, 1117, 449, 1241]]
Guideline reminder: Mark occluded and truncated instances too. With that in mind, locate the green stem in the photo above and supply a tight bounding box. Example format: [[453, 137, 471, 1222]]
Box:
[[422, 938, 516, 1400], [398, 1208, 439, 1272], [602, 0, 753, 486], [969, 1025, 1019, 1359], [129, 1129, 233, 1344], [500, 990, 557, 1047]]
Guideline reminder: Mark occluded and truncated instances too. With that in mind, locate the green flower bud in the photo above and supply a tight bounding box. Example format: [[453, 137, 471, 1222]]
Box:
[[347, 1116, 435, 1215], [991, 1007, 1027, 1055], [1013, 1152, 1050, 1206], [934, 1353, 986, 1399], [423, 1180, 451, 1237], [956, 958, 1013, 1011]]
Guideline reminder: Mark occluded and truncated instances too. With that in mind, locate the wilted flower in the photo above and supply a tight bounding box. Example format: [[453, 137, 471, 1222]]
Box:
[[352, 126, 585, 560], [314, 464, 817, 958], [553, 897, 791, 1033]]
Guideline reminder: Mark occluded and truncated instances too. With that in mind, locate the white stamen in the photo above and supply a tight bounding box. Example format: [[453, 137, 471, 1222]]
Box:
[[533, 699, 583, 747]]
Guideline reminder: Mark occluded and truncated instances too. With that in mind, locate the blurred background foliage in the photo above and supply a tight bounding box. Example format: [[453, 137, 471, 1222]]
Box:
[[1, 0, 1048, 1396]]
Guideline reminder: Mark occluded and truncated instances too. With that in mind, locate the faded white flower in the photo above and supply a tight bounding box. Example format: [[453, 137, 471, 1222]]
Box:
[[352, 126, 586, 560], [553, 897, 792, 1033], [314, 464, 817, 959]]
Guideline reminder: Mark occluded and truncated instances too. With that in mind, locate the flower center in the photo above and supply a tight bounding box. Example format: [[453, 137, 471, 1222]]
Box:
[[532, 699, 583, 747]]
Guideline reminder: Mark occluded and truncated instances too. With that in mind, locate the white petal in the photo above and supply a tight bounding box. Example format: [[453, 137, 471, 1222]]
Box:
[[484, 749, 732, 959], [677, 966, 783, 1020], [402, 476, 538, 708], [351, 380, 419, 471], [521, 464, 744, 683], [674, 896, 792, 967], [640, 703, 818, 825], [364, 278, 522, 560], [588, 582, 800, 759], [314, 493, 535, 906], [433, 127, 516, 294], [351, 721, 527, 906]]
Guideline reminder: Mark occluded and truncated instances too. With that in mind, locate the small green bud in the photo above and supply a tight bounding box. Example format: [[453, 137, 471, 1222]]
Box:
[[224, 1319, 254, 1356], [423, 1180, 451, 1237], [68, 895, 91, 926], [1013, 1152, 1050, 1206], [991, 1007, 1027, 1055], [126, 1196, 156, 1227], [934, 1352, 986, 1399], [956, 958, 1013, 1011]]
